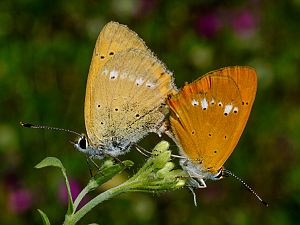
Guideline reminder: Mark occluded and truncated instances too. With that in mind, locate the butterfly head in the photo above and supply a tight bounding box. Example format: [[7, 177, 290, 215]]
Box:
[[73, 134, 88, 152], [73, 134, 104, 159], [73, 134, 132, 158]]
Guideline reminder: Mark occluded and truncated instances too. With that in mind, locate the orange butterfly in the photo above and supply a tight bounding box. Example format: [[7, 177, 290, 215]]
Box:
[[167, 66, 266, 204]]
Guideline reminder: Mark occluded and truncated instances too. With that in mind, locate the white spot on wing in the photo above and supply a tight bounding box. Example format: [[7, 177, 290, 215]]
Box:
[[201, 98, 208, 110], [192, 99, 199, 106], [109, 70, 118, 79], [135, 78, 144, 86], [210, 99, 215, 105], [218, 102, 223, 107], [224, 104, 233, 115], [233, 106, 239, 113]]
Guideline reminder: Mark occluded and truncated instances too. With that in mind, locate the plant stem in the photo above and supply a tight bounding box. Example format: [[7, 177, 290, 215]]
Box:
[[63, 181, 135, 225], [72, 185, 90, 212], [62, 141, 186, 225]]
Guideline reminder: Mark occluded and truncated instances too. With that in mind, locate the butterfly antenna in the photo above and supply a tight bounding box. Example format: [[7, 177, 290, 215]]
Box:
[[20, 121, 82, 137], [134, 144, 150, 157], [222, 169, 268, 206]]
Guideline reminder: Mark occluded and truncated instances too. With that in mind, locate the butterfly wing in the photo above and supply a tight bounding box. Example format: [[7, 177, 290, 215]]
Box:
[[88, 49, 176, 155], [207, 66, 257, 136], [85, 21, 149, 139], [167, 67, 257, 174]]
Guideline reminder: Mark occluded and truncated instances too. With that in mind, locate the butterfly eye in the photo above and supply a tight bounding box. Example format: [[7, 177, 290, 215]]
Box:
[[212, 168, 223, 180], [79, 137, 87, 149]]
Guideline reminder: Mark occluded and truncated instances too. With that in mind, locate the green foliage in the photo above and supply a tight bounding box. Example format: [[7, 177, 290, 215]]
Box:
[[36, 157, 74, 214], [37, 209, 51, 225], [34, 141, 185, 225]]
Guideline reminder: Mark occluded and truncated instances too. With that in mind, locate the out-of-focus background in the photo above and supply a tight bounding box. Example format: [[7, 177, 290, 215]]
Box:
[[1, 0, 300, 224]]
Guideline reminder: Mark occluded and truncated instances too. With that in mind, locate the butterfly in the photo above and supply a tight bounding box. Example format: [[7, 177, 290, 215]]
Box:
[[166, 66, 257, 187], [21, 21, 176, 159], [74, 21, 176, 158]]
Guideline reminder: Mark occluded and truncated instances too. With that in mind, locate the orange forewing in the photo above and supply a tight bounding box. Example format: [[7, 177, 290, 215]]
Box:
[[206, 66, 257, 128], [207, 67, 257, 167], [167, 66, 257, 174]]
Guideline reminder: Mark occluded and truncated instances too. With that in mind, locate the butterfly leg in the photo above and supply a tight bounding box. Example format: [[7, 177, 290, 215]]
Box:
[[186, 175, 207, 188], [86, 156, 106, 177], [186, 178, 206, 206], [180, 159, 208, 188], [188, 186, 198, 206], [87, 156, 100, 170], [86, 157, 94, 177], [198, 178, 207, 188]]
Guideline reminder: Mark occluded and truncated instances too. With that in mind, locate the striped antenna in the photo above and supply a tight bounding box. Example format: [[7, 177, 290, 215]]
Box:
[[222, 169, 268, 206], [20, 121, 82, 137]]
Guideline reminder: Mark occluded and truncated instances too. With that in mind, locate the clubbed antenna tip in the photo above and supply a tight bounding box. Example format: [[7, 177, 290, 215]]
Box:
[[20, 121, 34, 128]]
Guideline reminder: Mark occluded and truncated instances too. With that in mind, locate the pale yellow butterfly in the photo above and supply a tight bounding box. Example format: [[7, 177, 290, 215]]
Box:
[[76, 21, 177, 158], [21, 21, 177, 159]]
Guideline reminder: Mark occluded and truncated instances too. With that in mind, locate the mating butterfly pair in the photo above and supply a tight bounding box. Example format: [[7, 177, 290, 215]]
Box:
[[22, 22, 264, 204], [77, 21, 256, 184]]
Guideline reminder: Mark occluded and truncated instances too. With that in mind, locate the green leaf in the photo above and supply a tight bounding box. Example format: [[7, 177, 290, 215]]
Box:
[[35, 157, 65, 170], [37, 209, 51, 225], [35, 157, 74, 215]]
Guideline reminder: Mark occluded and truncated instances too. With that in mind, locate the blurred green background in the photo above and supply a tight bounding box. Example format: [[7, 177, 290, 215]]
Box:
[[1, 0, 300, 224]]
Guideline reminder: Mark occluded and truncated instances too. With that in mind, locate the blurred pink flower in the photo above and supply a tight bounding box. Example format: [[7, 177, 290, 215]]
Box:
[[8, 188, 33, 213], [231, 10, 257, 37], [195, 12, 222, 38], [58, 178, 89, 209]]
